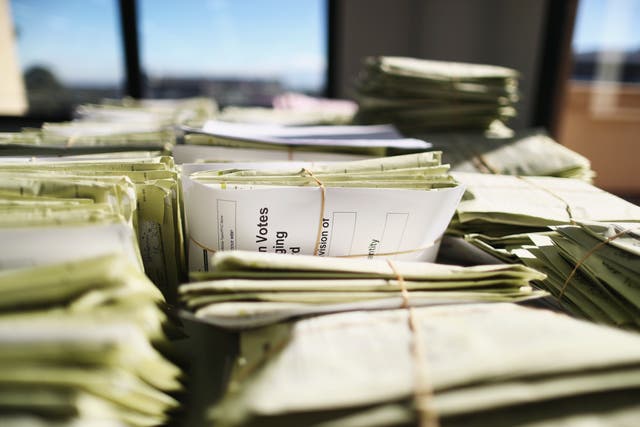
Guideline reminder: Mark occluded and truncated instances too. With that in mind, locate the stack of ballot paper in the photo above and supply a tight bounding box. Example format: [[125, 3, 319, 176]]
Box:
[[180, 250, 546, 329], [0, 254, 182, 426], [0, 153, 185, 298], [444, 172, 640, 329], [449, 172, 640, 243], [0, 97, 217, 156], [184, 152, 465, 269], [207, 303, 640, 427], [77, 97, 217, 127], [512, 221, 640, 329], [0, 128, 173, 156], [354, 56, 519, 133], [177, 120, 430, 163], [216, 104, 355, 126], [424, 128, 594, 181]]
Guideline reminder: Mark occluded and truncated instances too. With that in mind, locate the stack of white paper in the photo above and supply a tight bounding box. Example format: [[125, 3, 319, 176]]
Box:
[[184, 152, 465, 270]]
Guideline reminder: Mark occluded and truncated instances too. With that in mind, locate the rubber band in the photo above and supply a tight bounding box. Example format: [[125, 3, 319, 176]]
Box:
[[386, 259, 410, 308], [559, 225, 639, 298], [517, 176, 576, 223], [471, 155, 493, 174], [386, 259, 440, 427], [477, 154, 499, 174], [301, 168, 326, 256], [189, 235, 218, 253]]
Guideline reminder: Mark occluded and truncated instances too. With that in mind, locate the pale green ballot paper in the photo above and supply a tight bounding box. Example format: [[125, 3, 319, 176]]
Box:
[[0, 254, 182, 427], [209, 303, 640, 427], [181, 250, 546, 328]]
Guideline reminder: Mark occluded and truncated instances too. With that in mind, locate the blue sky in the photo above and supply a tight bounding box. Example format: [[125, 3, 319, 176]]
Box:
[[10, 0, 327, 89], [573, 0, 640, 53], [10, 0, 124, 85], [138, 0, 326, 89]]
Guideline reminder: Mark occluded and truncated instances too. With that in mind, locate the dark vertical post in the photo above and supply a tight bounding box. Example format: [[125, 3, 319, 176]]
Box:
[[533, 0, 578, 137], [326, 0, 339, 98], [119, 0, 142, 98]]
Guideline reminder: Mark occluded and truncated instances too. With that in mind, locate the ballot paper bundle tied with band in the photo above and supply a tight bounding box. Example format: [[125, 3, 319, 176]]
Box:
[[513, 221, 640, 330], [207, 303, 640, 427], [449, 172, 640, 245], [0, 154, 185, 299], [181, 250, 546, 329], [447, 172, 640, 329], [425, 128, 594, 182], [177, 120, 430, 163], [0, 254, 182, 427], [354, 56, 519, 134], [184, 152, 465, 270]]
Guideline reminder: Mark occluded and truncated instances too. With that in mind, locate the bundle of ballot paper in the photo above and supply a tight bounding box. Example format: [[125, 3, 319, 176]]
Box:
[[0, 254, 182, 426], [0, 128, 173, 156], [354, 56, 519, 134], [449, 172, 640, 242], [76, 96, 217, 127], [215, 93, 357, 126], [512, 221, 640, 329], [207, 303, 640, 427], [0, 153, 185, 299], [444, 172, 640, 329], [0, 122, 174, 156], [216, 105, 354, 126], [184, 152, 465, 270], [177, 121, 430, 163], [180, 250, 546, 329], [423, 128, 594, 181]]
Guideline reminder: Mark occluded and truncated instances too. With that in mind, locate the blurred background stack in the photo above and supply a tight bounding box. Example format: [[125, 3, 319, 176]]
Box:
[[354, 56, 519, 134]]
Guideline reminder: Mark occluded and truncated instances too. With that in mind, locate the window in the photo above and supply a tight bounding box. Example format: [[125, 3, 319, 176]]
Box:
[[558, 0, 640, 196], [8, 0, 125, 117], [138, 0, 327, 106], [2, 0, 328, 118]]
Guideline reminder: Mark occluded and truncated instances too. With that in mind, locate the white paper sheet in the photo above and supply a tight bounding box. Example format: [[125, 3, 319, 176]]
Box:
[[185, 120, 431, 150], [200, 121, 403, 139], [185, 181, 464, 270]]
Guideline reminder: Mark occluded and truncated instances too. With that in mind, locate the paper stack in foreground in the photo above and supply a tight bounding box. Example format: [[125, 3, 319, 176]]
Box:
[[208, 303, 640, 427], [513, 221, 640, 330], [0, 254, 182, 427], [446, 172, 640, 329]]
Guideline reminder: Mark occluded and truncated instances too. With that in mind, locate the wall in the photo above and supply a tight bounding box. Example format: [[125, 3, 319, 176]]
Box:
[[559, 81, 640, 195], [333, 0, 548, 129]]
